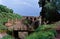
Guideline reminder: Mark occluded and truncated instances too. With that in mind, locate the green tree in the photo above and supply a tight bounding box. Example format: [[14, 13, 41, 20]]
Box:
[[39, 0, 60, 24], [0, 5, 13, 13], [0, 5, 22, 24]]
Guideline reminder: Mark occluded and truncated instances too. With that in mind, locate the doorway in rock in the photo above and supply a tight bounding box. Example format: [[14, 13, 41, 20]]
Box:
[[56, 30, 60, 34], [55, 30, 60, 39], [13, 30, 19, 39], [13, 30, 35, 39]]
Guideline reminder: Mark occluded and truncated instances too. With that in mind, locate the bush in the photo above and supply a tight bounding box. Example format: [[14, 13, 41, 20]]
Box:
[[26, 31, 55, 39], [36, 24, 55, 31], [25, 25, 57, 39], [0, 24, 7, 33]]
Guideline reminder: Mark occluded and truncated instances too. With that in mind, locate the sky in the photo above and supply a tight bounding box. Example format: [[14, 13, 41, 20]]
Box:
[[0, 0, 42, 16]]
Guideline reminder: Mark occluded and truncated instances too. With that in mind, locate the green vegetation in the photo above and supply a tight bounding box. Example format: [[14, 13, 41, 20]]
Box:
[[0, 5, 22, 35], [0, 24, 7, 33], [0, 5, 13, 13], [0, 5, 22, 24], [24, 19, 29, 25], [30, 0, 60, 39], [39, 0, 60, 23], [24, 19, 31, 25], [0, 0, 59, 38], [2, 34, 15, 39], [25, 25, 57, 39]]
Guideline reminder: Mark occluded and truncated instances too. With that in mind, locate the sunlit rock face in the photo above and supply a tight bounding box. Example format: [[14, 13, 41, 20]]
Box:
[[5, 16, 40, 30], [4, 16, 40, 39], [5, 23, 12, 27], [0, 34, 3, 39], [0, 33, 7, 39]]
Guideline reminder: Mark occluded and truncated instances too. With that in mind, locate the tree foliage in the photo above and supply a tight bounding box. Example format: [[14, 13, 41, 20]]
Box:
[[0, 5, 22, 24], [0, 5, 13, 13], [39, 0, 60, 23]]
